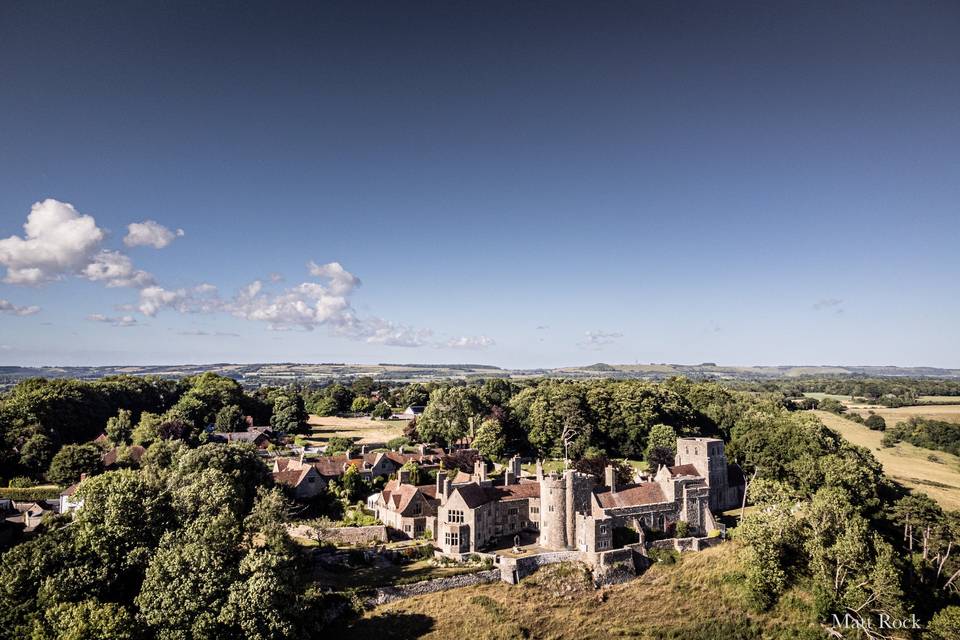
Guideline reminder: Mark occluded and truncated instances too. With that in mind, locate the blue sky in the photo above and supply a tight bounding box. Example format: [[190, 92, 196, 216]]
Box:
[[1, 1, 958, 368]]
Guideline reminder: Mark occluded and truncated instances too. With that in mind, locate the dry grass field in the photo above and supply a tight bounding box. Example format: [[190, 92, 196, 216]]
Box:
[[813, 410, 960, 510], [846, 404, 960, 428], [333, 543, 821, 639], [305, 414, 406, 445]]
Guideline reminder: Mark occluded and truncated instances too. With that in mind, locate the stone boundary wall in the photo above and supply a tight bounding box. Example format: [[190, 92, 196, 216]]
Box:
[[365, 569, 500, 607], [288, 524, 388, 545], [497, 550, 583, 583], [648, 535, 722, 552]]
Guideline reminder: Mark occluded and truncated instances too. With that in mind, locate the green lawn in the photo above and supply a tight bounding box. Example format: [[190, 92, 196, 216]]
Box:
[[315, 558, 482, 589]]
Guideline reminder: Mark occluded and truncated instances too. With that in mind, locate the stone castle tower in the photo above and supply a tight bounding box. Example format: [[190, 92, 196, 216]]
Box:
[[675, 437, 729, 511], [538, 469, 595, 550]]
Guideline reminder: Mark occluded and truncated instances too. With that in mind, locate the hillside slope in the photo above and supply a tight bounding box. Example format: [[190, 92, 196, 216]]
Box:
[[334, 543, 825, 639]]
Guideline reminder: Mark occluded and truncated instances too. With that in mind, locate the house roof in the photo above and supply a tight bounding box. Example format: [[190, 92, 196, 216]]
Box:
[[272, 458, 317, 487], [380, 479, 438, 515], [102, 444, 146, 468], [668, 464, 700, 477], [448, 481, 541, 508], [594, 482, 668, 508], [61, 482, 81, 497]]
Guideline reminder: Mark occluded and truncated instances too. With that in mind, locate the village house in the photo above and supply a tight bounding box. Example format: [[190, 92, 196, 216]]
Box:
[[271, 457, 324, 500], [209, 426, 274, 448]]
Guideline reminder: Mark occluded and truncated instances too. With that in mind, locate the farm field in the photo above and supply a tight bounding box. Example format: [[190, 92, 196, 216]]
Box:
[[845, 404, 960, 428], [813, 410, 960, 510], [305, 414, 406, 445], [332, 542, 821, 639]]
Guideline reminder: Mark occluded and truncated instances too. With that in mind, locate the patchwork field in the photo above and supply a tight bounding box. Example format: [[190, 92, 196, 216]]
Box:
[[332, 543, 822, 639], [306, 414, 406, 445], [813, 410, 960, 510]]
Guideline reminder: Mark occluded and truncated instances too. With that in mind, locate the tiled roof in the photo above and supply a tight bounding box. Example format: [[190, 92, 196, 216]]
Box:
[[486, 482, 540, 501], [595, 482, 668, 508], [272, 459, 315, 487], [380, 480, 438, 515], [669, 464, 700, 477], [61, 482, 81, 497], [453, 483, 492, 508], [102, 444, 146, 468]]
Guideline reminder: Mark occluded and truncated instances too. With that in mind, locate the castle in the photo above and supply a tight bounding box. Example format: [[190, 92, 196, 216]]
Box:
[[374, 436, 744, 558]]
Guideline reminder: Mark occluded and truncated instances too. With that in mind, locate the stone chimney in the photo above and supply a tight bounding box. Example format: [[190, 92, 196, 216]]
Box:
[[298, 450, 305, 465], [360, 445, 367, 455], [436, 469, 444, 496], [605, 465, 617, 492], [504, 470, 515, 486], [79, 473, 88, 482], [510, 455, 522, 479], [535, 460, 544, 481], [419, 444, 426, 455], [474, 459, 487, 482], [398, 468, 410, 485], [441, 475, 451, 504]]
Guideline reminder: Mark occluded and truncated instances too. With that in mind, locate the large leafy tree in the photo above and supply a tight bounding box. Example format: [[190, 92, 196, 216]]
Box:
[[46, 444, 103, 486]]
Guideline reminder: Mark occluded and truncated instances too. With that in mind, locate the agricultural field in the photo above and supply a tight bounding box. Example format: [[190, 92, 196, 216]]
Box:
[[814, 410, 960, 510], [332, 543, 822, 639], [846, 403, 960, 428], [305, 414, 406, 446]]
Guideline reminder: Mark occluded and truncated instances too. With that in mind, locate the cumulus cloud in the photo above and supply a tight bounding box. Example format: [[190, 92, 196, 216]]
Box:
[[176, 329, 240, 337], [138, 284, 221, 316], [82, 251, 155, 288], [0, 299, 40, 316], [443, 335, 495, 350], [124, 220, 184, 248], [87, 313, 138, 327], [579, 330, 623, 348], [0, 199, 105, 284]]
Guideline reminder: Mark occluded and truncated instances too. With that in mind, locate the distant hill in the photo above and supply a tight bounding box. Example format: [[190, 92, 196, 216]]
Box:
[[1, 360, 959, 390]]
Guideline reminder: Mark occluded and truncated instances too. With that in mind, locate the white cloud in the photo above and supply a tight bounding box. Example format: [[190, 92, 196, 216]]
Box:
[[0, 199, 104, 284], [443, 335, 495, 350], [813, 298, 843, 310], [307, 260, 361, 296], [579, 330, 623, 348], [124, 220, 184, 248], [138, 284, 221, 316], [82, 250, 155, 288], [0, 299, 40, 316], [87, 313, 138, 327]]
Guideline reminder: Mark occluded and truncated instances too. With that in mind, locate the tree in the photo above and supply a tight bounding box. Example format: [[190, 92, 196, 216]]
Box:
[[572, 456, 632, 486], [645, 424, 677, 462], [105, 408, 134, 445], [865, 414, 886, 431], [131, 411, 163, 446], [350, 396, 375, 414], [47, 444, 103, 486], [339, 464, 365, 504], [646, 446, 674, 471], [218, 548, 302, 639], [215, 404, 245, 432], [400, 460, 421, 485], [30, 599, 137, 640], [19, 433, 54, 474], [929, 606, 960, 639], [473, 417, 506, 461], [325, 437, 354, 455], [417, 387, 480, 445], [270, 394, 308, 434], [371, 401, 393, 420]]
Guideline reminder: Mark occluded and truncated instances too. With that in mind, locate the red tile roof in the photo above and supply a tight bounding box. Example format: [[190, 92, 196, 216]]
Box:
[[669, 464, 700, 477], [595, 482, 668, 508]]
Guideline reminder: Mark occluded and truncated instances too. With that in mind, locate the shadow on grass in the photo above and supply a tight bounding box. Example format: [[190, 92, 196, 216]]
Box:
[[333, 612, 435, 638]]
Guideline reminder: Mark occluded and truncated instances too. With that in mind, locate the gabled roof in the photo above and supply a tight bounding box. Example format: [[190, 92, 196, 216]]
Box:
[[61, 482, 81, 497], [594, 482, 668, 508], [102, 444, 146, 468], [486, 481, 541, 501], [380, 479, 438, 515], [668, 464, 700, 477], [272, 458, 317, 488]]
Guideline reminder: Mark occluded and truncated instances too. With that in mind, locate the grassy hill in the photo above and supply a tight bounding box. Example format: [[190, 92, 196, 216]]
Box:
[[814, 410, 960, 510], [333, 543, 825, 639]]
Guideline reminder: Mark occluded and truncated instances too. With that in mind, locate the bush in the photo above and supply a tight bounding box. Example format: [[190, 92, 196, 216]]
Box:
[[326, 437, 355, 455], [675, 520, 690, 538], [865, 414, 886, 431], [7, 476, 37, 488], [0, 486, 62, 500], [385, 436, 410, 451]]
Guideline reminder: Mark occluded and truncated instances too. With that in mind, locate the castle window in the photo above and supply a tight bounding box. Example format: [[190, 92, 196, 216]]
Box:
[[599, 524, 608, 535], [508, 508, 518, 515], [412, 503, 422, 515], [598, 540, 608, 550], [531, 506, 539, 515], [444, 532, 459, 547], [448, 509, 464, 523], [548, 505, 554, 512]]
